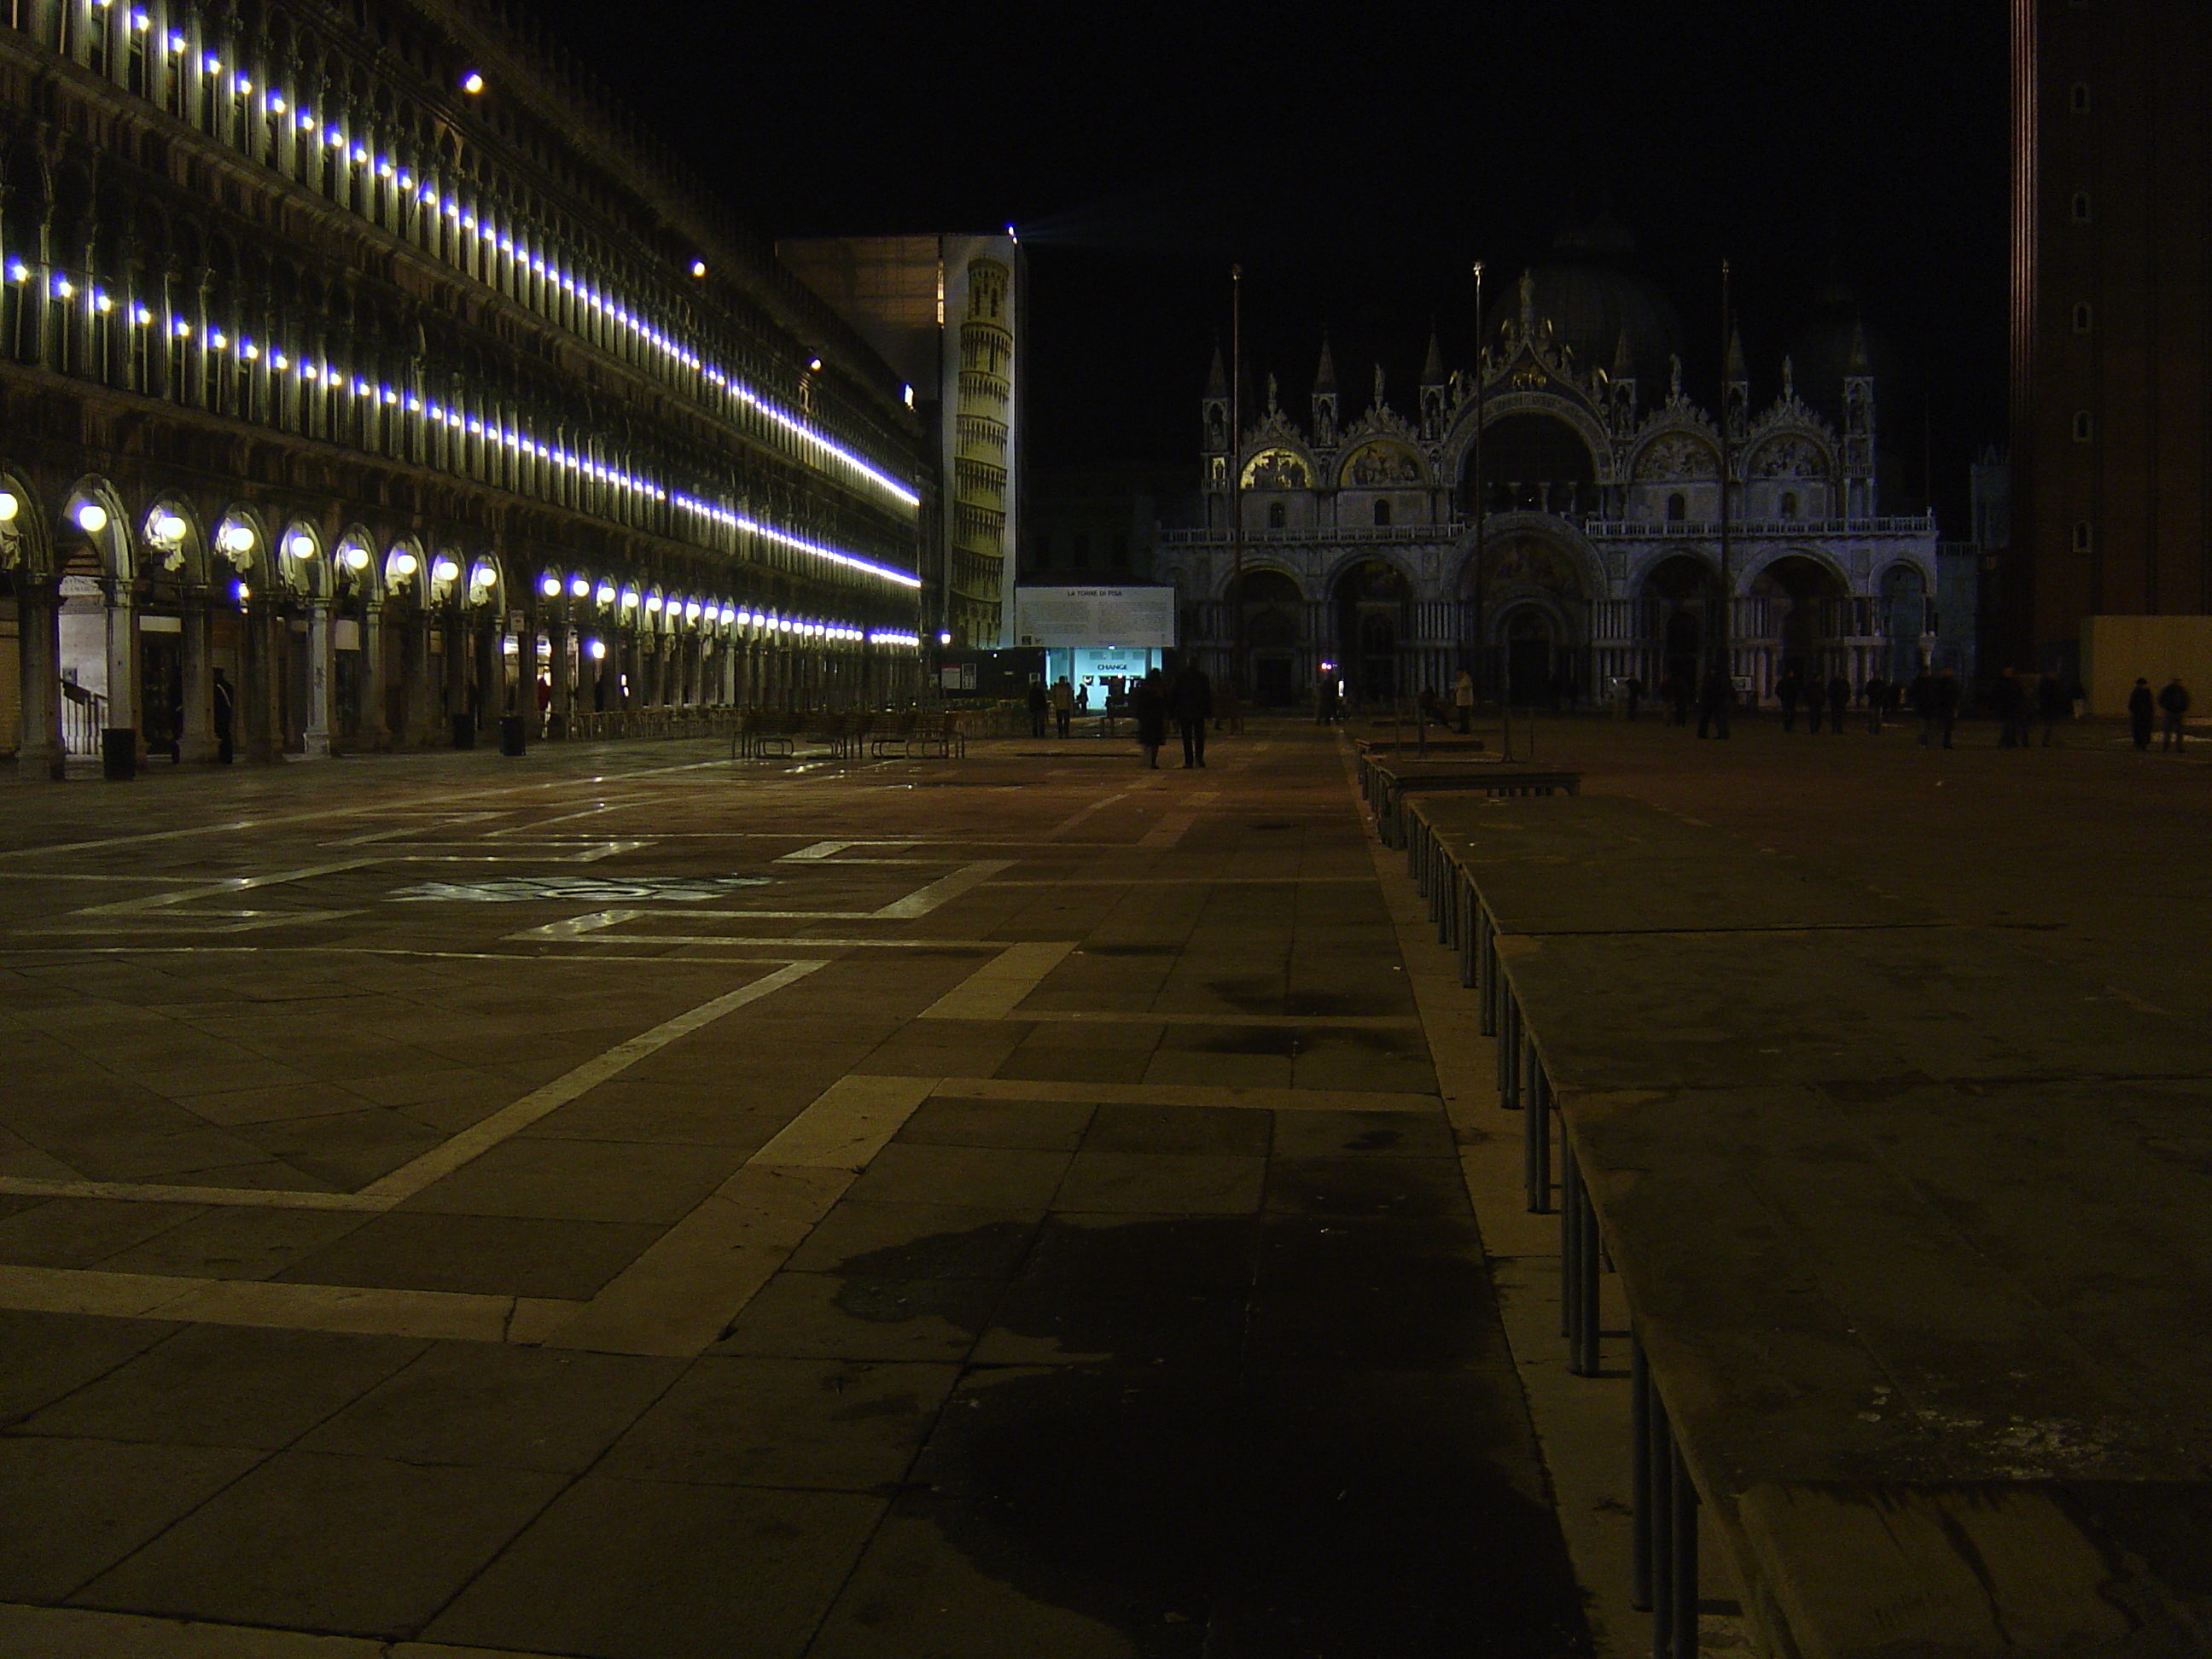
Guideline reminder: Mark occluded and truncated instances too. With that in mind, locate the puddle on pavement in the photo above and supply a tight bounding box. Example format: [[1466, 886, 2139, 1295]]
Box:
[[826, 1217, 1594, 1656]]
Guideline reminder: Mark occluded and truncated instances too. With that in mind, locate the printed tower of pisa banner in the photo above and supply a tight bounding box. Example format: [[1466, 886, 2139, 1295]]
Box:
[[940, 236, 1021, 649]]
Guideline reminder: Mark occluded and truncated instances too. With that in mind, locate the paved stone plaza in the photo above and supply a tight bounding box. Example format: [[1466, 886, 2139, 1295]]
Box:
[[0, 711, 2204, 1658]]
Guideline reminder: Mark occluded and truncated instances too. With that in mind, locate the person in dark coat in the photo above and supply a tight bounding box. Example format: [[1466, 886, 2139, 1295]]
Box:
[[1825, 672, 1851, 734], [2128, 678, 2157, 750], [2036, 670, 2069, 746], [1623, 674, 1644, 721], [1776, 670, 1802, 733], [2157, 677, 2191, 751], [1132, 669, 1167, 768], [1933, 668, 1960, 748], [1171, 661, 1214, 767], [212, 667, 236, 765], [1026, 678, 1048, 739], [1696, 666, 1732, 739], [1908, 667, 1937, 746], [1665, 669, 1692, 727], [1864, 672, 1889, 735]]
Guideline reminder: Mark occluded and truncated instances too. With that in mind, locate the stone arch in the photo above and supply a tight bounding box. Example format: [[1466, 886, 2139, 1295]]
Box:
[[0, 467, 55, 576], [276, 519, 329, 597], [332, 526, 381, 602], [1336, 437, 1428, 489], [1749, 551, 1850, 678], [1454, 512, 1603, 603], [382, 536, 428, 607], [1441, 389, 1613, 492], [59, 475, 130, 579]]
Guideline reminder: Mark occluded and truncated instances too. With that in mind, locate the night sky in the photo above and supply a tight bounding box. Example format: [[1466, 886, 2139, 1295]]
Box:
[[544, 1, 2007, 526]]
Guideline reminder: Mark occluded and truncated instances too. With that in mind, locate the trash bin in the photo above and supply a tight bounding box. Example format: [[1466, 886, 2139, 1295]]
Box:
[[101, 728, 137, 781], [450, 713, 475, 749], [498, 713, 527, 757]]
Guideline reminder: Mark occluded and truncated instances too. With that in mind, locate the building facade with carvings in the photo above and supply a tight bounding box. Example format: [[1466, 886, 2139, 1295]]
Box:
[[0, 0, 924, 778], [1160, 261, 1947, 710]]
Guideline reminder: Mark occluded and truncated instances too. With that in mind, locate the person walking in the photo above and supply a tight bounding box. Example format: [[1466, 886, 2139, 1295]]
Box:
[[1050, 676, 1074, 739], [1172, 660, 1213, 767], [2128, 678, 2157, 750], [2157, 676, 2191, 751], [1696, 664, 1732, 739], [1452, 667, 1475, 734], [2036, 670, 2069, 746], [1864, 671, 1889, 735], [1933, 667, 1960, 748], [1908, 666, 1936, 746], [1133, 669, 1167, 768], [1026, 678, 1048, 740], [1992, 667, 2031, 748], [212, 667, 236, 765], [1777, 669, 1802, 733], [1825, 670, 1851, 735], [1623, 674, 1644, 721]]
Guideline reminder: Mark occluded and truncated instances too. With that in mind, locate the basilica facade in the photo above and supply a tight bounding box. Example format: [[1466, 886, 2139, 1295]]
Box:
[[1158, 262, 1947, 710]]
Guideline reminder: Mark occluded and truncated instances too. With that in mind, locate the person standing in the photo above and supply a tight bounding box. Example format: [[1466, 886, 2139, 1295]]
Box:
[[1452, 667, 1475, 734], [1172, 660, 1213, 767], [2157, 677, 2191, 751], [1133, 669, 1167, 768], [1026, 678, 1048, 740], [1826, 670, 1851, 735], [1696, 665, 1732, 739], [1667, 668, 1692, 727], [212, 667, 236, 765], [2036, 670, 2069, 746], [1864, 671, 1889, 735], [1992, 667, 2031, 748], [1050, 676, 1074, 739], [2128, 678, 2157, 750], [1777, 669, 1802, 733], [1623, 674, 1644, 721], [1908, 666, 1936, 746], [1933, 667, 1960, 749]]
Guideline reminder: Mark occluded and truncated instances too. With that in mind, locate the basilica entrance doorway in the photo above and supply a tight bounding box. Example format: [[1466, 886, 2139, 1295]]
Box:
[[1334, 559, 1408, 707], [1505, 610, 1555, 705]]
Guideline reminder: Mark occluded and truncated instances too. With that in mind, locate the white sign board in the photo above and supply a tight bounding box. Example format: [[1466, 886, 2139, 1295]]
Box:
[[1013, 586, 1175, 649]]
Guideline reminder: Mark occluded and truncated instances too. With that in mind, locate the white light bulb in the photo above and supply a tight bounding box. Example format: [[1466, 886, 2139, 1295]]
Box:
[[432, 558, 460, 583], [539, 573, 562, 597], [0, 492, 16, 521], [390, 551, 419, 579], [343, 547, 370, 572], [570, 577, 590, 597], [285, 533, 314, 559], [74, 503, 108, 533]]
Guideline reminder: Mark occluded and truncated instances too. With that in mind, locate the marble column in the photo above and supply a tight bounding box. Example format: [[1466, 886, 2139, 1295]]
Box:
[[358, 602, 390, 750], [404, 609, 433, 746], [301, 597, 334, 758], [102, 576, 142, 764], [242, 602, 276, 763], [549, 618, 571, 737], [15, 578, 64, 780], [179, 594, 217, 763]]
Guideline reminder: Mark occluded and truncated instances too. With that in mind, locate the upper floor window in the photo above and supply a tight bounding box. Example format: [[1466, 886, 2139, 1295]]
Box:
[[1665, 492, 1687, 523], [2071, 191, 2093, 224], [2073, 301, 2095, 332], [1372, 499, 1392, 527], [1780, 491, 1799, 520], [2069, 82, 2093, 114], [2073, 410, 2095, 443], [2073, 520, 2094, 554], [1267, 502, 1287, 530]]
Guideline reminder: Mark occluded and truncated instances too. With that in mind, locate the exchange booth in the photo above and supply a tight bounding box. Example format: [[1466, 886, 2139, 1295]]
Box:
[[1012, 585, 1177, 701]]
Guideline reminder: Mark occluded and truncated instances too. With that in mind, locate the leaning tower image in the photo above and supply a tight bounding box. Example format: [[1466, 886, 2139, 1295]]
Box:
[[951, 256, 1013, 645]]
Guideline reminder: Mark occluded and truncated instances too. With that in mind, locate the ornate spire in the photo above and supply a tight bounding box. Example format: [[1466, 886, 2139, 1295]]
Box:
[[1724, 327, 1747, 383], [1204, 342, 1226, 399], [1845, 318, 1871, 376], [1372, 363, 1386, 409], [1518, 270, 1537, 332], [1420, 326, 1445, 387], [1612, 328, 1633, 380], [1313, 335, 1336, 393]]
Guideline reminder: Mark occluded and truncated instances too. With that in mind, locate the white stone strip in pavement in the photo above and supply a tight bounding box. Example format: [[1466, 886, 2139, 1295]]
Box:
[[1137, 789, 1218, 848], [870, 859, 1013, 917], [912, 1076, 1441, 1114], [0, 1264, 579, 1343], [919, 940, 1078, 1021], [356, 960, 825, 1202], [0, 1599, 584, 1656], [1016, 1008, 1421, 1028], [0, 1175, 388, 1212], [543, 1075, 940, 1356], [1046, 790, 1128, 839]]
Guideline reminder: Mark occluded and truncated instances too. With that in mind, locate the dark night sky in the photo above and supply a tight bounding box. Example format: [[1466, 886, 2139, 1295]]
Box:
[[542, 0, 2007, 526]]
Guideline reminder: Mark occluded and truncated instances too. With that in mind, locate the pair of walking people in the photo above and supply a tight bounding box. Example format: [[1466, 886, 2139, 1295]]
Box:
[[1133, 662, 1213, 769]]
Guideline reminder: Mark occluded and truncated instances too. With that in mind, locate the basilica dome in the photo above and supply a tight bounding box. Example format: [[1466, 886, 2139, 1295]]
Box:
[[1484, 221, 1685, 387]]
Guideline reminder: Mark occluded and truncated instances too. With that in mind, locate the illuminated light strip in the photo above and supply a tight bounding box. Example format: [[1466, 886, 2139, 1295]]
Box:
[[44, 280, 918, 594], [670, 492, 919, 589], [728, 386, 921, 508], [129, 20, 923, 516]]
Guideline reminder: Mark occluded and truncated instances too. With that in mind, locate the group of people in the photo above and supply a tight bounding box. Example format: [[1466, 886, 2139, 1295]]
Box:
[[1030, 665, 1214, 767], [2126, 677, 2192, 752], [1025, 676, 1091, 740]]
